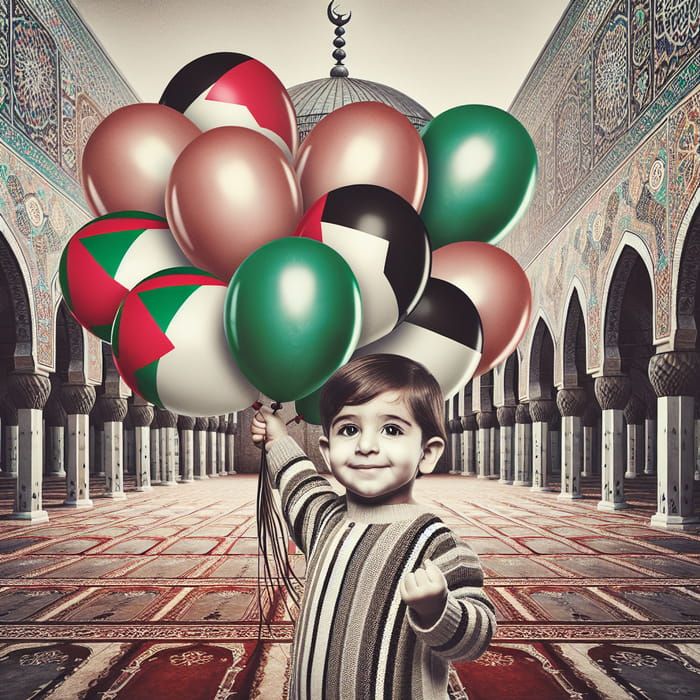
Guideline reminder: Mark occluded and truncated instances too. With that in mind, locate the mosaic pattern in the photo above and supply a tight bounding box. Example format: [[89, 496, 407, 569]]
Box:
[[503, 0, 700, 379], [0, 0, 137, 373]]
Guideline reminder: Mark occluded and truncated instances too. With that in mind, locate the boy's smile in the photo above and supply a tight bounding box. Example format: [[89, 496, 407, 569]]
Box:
[[318, 390, 444, 506]]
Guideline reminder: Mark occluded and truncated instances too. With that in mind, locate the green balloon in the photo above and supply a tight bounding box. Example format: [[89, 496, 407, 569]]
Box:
[[295, 385, 323, 426], [224, 237, 362, 402], [420, 104, 537, 249]]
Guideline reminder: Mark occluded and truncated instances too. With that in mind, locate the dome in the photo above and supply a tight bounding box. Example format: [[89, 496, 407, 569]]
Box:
[[288, 3, 433, 142], [288, 77, 433, 142]]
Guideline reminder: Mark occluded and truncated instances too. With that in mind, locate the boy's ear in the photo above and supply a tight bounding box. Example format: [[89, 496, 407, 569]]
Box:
[[418, 436, 445, 475], [318, 434, 332, 472]]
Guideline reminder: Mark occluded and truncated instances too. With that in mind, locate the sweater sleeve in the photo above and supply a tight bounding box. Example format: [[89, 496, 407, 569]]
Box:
[[406, 535, 497, 662], [265, 435, 342, 556]]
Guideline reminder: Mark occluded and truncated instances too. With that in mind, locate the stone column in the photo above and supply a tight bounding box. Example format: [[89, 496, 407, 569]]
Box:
[[129, 398, 154, 492], [7, 372, 51, 521], [648, 351, 699, 529], [549, 411, 561, 479], [594, 374, 631, 511], [226, 413, 237, 474], [44, 379, 66, 478], [582, 401, 599, 477], [530, 398, 555, 491], [97, 395, 128, 499], [514, 403, 532, 486], [446, 419, 461, 474], [624, 394, 646, 478], [150, 419, 161, 484], [156, 408, 179, 486], [461, 414, 477, 476], [695, 397, 700, 481], [217, 415, 227, 476], [207, 416, 219, 476], [123, 412, 135, 476], [497, 406, 515, 484], [557, 387, 586, 500], [476, 411, 494, 479], [645, 401, 657, 476], [178, 414, 195, 483], [194, 417, 209, 479], [60, 383, 96, 507], [0, 395, 18, 477]]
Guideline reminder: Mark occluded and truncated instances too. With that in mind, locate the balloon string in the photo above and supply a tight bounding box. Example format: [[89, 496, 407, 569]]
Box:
[[256, 403, 302, 637]]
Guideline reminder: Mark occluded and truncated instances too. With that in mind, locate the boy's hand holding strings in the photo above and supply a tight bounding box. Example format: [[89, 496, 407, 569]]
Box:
[[251, 405, 449, 630]]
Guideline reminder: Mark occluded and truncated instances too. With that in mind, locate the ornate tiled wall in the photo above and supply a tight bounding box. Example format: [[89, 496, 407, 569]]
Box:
[[0, 0, 136, 377], [504, 0, 700, 380]]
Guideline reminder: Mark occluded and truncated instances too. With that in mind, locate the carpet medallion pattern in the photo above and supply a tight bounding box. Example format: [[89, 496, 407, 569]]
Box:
[[0, 473, 698, 699]]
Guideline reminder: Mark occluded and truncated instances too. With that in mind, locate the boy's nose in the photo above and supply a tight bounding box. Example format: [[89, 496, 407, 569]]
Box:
[[355, 432, 379, 454]]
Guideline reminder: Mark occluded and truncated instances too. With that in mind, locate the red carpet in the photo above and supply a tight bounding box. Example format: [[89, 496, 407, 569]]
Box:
[[0, 472, 699, 699]]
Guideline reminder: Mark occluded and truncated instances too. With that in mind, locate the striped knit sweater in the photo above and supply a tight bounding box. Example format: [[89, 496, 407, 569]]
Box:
[[267, 436, 496, 700]]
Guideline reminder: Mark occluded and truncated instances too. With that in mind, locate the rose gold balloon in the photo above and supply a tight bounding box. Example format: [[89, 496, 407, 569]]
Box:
[[431, 242, 532, 377], [81, 103, 201, 217], [166, 126, 303, 281], [294, 102, 428, 212]]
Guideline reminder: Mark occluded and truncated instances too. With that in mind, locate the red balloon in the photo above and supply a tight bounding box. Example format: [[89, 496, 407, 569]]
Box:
[[165, 126, 303, 281], [431, 242, 532, 377], [81, 103, 201, 217], [294, 102, 428, 212]]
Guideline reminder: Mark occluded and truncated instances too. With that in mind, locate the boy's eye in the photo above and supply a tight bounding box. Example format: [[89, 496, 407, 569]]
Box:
[[337, 424, 359, 437], [382, 424, 403, 437]]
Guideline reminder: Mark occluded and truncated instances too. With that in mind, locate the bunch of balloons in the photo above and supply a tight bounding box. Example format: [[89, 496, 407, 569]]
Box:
[[59, 51, 536, 419]]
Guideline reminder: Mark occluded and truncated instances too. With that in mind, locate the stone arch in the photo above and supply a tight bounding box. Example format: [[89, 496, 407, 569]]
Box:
[[561, 283, 589, 389], [527, 314, 556, 402], [0, 215, 36, 372], [599, 235, 656, 374], [672, 200, 700, 352]]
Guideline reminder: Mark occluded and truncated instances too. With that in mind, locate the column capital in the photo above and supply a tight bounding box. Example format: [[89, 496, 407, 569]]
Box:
[[461, 414, 478, 431], [195, 417, 209, 431], [594, 375, 631, 411], [60, 383, 96, 416], [624, 393, 647, 425], [476, 410, 495, 430], [129, 402, 154, 427], [155, 408, 177, 429], [529, 398, 555, 423], [217, 415, 227, 433], [648, 351, 700, 398], [96, 395, 128, 423], [515, 403, 531, 424], [177, 414, 196, 431], [556, 386, 587, 417], [7, 372, 51, 410], [496, 405, 516, 427], [208, 416, 220, 431]]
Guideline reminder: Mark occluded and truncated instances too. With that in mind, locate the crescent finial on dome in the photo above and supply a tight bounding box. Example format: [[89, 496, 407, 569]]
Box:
[[327, 2, 351, 77]]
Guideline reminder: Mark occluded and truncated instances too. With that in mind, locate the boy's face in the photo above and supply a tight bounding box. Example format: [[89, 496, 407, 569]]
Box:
[[318, 390, 445, 506]]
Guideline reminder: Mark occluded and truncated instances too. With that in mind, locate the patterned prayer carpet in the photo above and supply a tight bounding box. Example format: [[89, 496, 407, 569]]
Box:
[[0, 471, 699, 699]]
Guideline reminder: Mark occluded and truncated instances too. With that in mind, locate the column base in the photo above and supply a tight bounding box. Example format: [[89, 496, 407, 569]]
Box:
[[513, 480, 532, 487], [48, 470, 67, 479], [499, 478, 514, 485], [624, 472, 639, 479], [557, 492, 583, 500], [103, 491, 127, 500], [63, 498, 94, 508], [227, 470, 237, 475], [179, 478, 194, 484], [160, 481, 179, 487], [136, 485, 153, 492], [649, 513, 700, 530], [531, 486, 554, 492], [5, 510, 49, 523], [597, 500, 628, 511]]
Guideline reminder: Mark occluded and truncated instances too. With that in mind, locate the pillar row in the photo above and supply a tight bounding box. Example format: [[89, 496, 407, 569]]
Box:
[[529, 398, 555, 492], [97, 395, 128, 499], [556, 387, 586, 500], [129, 399, 154, 491]]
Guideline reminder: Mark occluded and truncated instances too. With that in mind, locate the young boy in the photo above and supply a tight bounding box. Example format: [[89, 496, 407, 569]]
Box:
[[252, 354, 496, 700]]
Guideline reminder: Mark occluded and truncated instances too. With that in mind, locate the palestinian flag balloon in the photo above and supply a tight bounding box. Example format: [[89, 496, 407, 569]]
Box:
[[59, 211, 193, 341], [294, 184, 431, 347], [354, 277, 483, 398], [159, 52, 298, 161], [112, 268, 258, 417]]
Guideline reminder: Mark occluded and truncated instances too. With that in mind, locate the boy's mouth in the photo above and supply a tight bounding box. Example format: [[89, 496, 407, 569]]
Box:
[[349, 464, 387, 470]]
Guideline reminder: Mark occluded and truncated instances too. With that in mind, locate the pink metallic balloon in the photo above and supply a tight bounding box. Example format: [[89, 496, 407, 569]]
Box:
[[166, 126, 303, 281], [294, 102, 428, 212], [431, 242, 532, 377], [81, 103, 201, 217]]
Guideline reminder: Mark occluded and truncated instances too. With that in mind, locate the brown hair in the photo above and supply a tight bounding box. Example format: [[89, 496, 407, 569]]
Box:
[[319, 354, 447, 444]]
